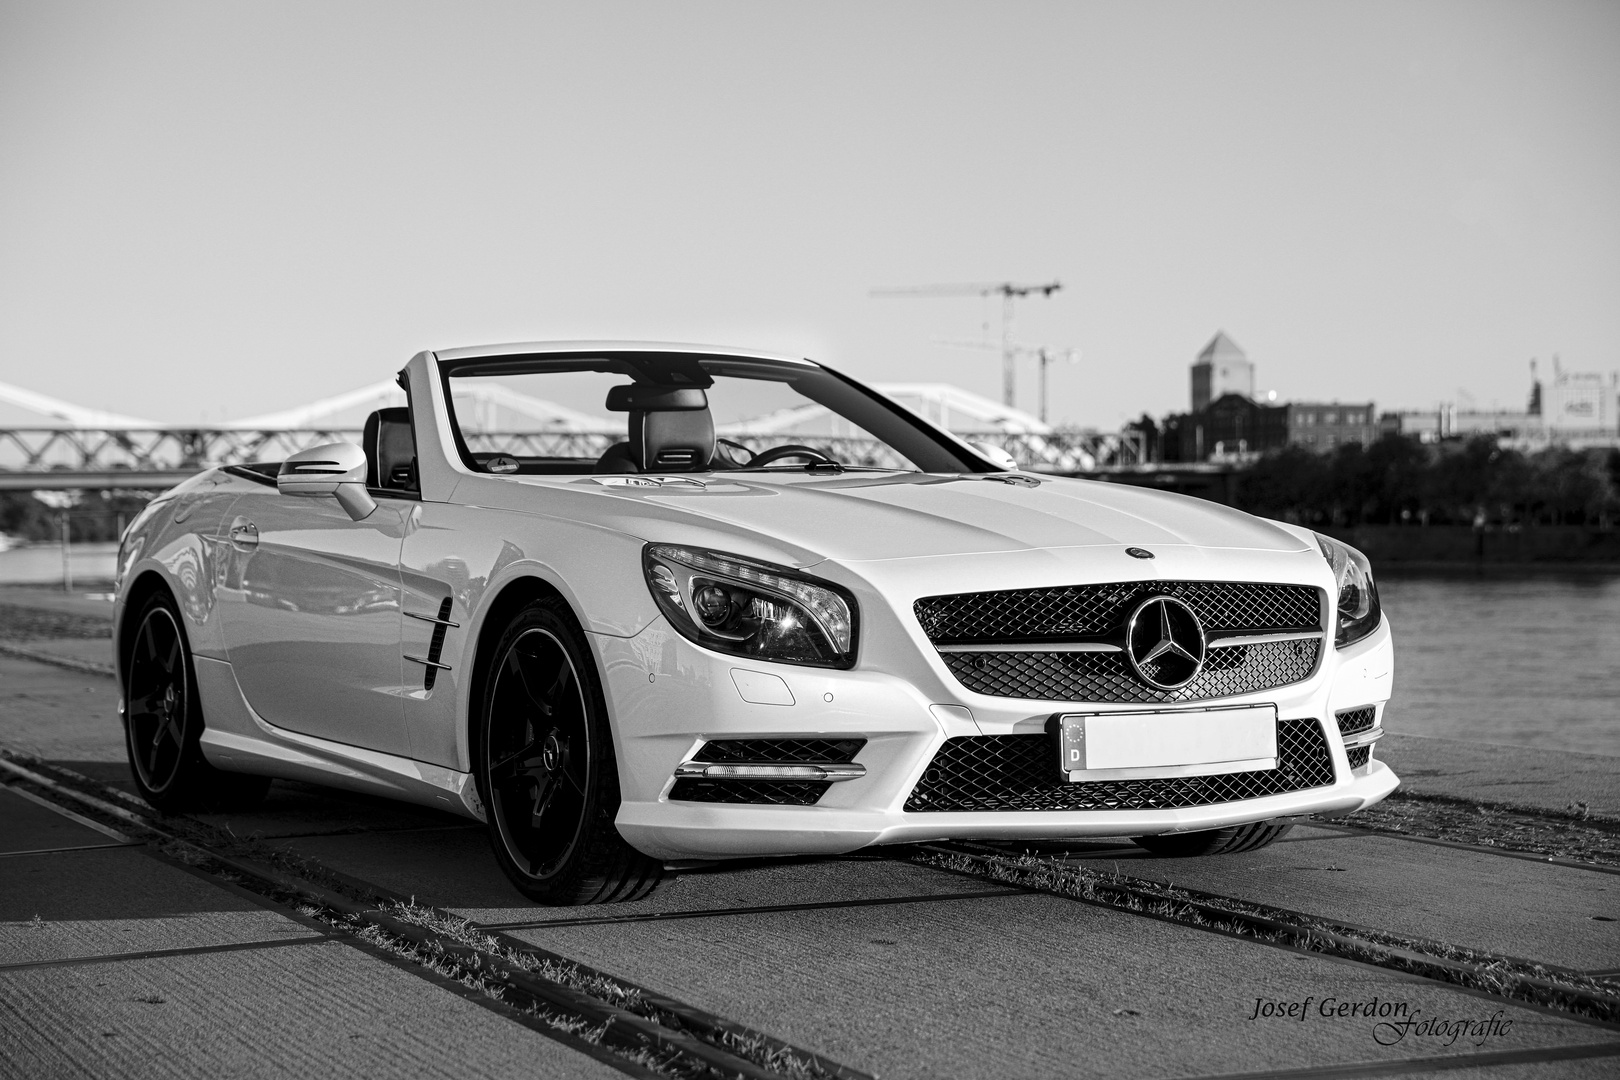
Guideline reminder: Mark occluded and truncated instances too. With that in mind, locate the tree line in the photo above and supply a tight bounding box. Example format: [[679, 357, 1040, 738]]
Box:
[[1233, 434, 1620, 529]]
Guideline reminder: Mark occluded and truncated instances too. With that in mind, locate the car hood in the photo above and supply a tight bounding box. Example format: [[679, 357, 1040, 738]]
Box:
[[585, 472, 1307, 564]]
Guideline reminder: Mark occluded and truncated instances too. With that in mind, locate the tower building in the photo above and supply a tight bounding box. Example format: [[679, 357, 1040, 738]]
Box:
[[1191, 331, 1256, 411]]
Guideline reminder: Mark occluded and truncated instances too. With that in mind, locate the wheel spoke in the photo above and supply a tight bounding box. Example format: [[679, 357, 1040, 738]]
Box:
[[490, 739, 541, 781], [138, 619, 158, 664], [530, 774, 559, 825], [543, 661, 573, 712], [558, 752, 587, 797]]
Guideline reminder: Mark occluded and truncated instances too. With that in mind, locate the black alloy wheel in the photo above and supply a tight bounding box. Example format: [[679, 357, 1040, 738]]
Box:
[[1131, 820, 1293, 857], [479, 598, 662, 905], [124, 592, 270, 812]]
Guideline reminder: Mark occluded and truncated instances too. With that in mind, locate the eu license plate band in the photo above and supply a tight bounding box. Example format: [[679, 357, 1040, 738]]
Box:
[[1056, 705, 1280, 782]]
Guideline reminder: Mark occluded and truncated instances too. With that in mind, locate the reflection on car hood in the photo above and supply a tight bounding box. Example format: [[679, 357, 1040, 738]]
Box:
[[586, 472, 1305, 563]]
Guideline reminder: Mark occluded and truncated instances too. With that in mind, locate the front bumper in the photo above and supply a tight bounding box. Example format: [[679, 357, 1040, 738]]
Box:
[[596, 611, 1398, 862]]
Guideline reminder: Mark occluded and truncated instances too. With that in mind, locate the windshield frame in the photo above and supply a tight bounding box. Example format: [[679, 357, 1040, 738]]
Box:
[[435, 349, 996, 477]]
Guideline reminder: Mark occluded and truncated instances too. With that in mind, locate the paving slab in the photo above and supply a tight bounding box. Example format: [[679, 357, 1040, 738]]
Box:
[[6, 636, 116, 668], [1378, 734, 1620, 818], [0, 784, 125, 855], [0, 586, 117, 620], [0, 655, 121, 763], [509, 891, 1603, 1080], [281, 823, 1013, 926], [0, 939, 625, 1080], [1395, 1055, 1620, 1080], [0, 846, 305, 966], [1054, 825, 1620, 971]]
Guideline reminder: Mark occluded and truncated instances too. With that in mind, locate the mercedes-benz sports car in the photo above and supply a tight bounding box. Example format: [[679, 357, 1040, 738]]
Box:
[[114, 342, 1397, 904]]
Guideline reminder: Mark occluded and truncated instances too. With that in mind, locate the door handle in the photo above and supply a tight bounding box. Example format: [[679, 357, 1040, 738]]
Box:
[[228, 517, 259, 548]]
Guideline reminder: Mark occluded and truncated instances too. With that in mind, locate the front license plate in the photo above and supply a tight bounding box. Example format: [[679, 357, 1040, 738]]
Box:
[[1056, 705, 1279, 781]]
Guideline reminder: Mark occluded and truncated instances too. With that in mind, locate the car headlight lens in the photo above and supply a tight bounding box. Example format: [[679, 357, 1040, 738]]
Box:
[[642, 545, 858, 668], [1315, 533, 1381, 649]]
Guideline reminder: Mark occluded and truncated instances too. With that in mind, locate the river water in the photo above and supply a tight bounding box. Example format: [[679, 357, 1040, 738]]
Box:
[[1380, 571, 1620, 758]]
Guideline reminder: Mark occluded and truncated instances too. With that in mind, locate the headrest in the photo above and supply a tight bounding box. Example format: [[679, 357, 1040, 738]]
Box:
[[362, 407, 415, 489], [633, 409, 714, 472], [605, 384, 708, 412]]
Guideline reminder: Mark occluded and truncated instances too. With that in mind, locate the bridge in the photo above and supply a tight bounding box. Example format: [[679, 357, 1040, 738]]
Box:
[[0, 426, 1168, 490], [0, 376, 1210, 493]]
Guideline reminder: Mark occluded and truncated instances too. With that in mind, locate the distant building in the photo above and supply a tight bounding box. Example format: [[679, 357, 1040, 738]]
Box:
[[1190, 331, 1255, 412], [1543, 359, 1616, 434], [1284, 402, 1378, 451], [1379, 357, 1619, 448], [1164, 393, 1289, 462]]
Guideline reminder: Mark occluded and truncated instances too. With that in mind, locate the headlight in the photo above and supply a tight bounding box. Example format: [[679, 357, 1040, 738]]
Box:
[[642, 545, 858, 668], [1314, 533, 1381, 648]]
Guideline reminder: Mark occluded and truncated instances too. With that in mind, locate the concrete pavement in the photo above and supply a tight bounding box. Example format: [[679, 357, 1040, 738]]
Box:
[[2, 621, 1619, 1076]]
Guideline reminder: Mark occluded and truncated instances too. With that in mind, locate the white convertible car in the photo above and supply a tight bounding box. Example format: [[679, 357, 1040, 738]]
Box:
[[115, 342, 1397, 904]]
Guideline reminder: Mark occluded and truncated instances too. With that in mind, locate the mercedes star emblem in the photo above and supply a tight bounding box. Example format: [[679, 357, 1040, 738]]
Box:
[[1125, 595, 1207, 690]]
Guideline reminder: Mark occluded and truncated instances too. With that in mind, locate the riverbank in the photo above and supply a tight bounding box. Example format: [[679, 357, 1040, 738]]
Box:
[[1322, 523, 1620, 565]]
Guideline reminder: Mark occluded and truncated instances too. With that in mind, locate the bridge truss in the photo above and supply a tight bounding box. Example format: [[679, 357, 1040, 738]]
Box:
[[0, 426, 1146, 491]]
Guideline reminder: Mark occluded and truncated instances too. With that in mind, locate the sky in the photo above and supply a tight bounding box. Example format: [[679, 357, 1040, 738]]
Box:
[[2, 0, 1617, 429]]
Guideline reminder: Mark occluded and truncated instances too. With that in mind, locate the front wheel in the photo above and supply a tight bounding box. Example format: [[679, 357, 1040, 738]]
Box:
[[1131, 820, 1293, 857], [478, 598, 662, 905], [123, 592, 270, 812]]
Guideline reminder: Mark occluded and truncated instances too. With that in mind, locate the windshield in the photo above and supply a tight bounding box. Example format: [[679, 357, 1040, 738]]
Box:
[[439, 351, 985, 476]]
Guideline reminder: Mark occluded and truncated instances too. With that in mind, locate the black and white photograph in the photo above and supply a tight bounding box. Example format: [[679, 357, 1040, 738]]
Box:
[[1, 2, 1617, 1077]]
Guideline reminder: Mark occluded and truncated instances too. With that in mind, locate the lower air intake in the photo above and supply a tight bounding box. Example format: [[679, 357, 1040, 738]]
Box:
[[1335, 707, 1376, 737], [669, 737, 867, 806], [904, 718, 1335, 812], [1345, 746, 1371, 769], [668, 779, 829, 806]]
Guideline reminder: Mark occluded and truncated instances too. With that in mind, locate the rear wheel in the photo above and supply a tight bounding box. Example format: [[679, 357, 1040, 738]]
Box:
[[1131, 820, 1293, 857], [478, 598, 662, 905], [124, 592, 270, 812]]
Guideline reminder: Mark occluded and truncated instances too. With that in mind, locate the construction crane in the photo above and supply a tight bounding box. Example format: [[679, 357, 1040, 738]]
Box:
[[934, 339, 1080, 424], [870, 281, 1062, 407]]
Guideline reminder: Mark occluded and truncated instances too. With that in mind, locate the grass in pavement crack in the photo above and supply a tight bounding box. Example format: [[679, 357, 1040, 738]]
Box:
[[1337, 793, 1620, 867], [913, 846, 1620, 1023]]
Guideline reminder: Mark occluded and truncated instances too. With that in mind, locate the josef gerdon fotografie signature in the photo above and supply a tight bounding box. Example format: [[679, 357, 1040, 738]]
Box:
[[1248, 996, 1513, 1047]]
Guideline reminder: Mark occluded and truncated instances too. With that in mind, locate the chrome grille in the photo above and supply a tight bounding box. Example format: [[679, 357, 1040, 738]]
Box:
[[1345, 746, 1371, 769], [904, 718, 1335, 813], [915, 581, 1321, 644], [944, 639, 1320, 703], [1335, 707, 1376, 737], [917, 580, 1322, 702]]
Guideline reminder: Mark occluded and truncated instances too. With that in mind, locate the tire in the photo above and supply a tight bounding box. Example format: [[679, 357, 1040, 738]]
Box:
[[477, 597, 662, 905], [1131, 820, 1293, 857], [123, 591, 271, 813]]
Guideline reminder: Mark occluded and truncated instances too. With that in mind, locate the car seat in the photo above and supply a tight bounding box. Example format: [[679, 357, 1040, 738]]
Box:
[[595, 385, 714, 473], [362, 407, 417, 490]]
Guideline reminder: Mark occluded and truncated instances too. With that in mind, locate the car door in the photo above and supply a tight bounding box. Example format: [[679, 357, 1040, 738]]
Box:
[[215, 487, 412, 756]]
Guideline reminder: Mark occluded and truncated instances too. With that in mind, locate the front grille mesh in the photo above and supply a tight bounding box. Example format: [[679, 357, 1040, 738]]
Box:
[[1335, 707, 1376, 737], [915, 581, 1320, 644], [944, 639, 1320, 703], [669, 780, 827, 806], [670, 737, 866, 806], [1345, 746, 1371, 769], [904, 718, 1334, 812]]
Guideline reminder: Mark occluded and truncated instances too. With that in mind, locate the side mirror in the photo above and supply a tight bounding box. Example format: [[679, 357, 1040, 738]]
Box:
[[278, 442, 376, 521]]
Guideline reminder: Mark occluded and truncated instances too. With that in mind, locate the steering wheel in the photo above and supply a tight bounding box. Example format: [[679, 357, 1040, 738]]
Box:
[[742, 444, 838, 469]]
